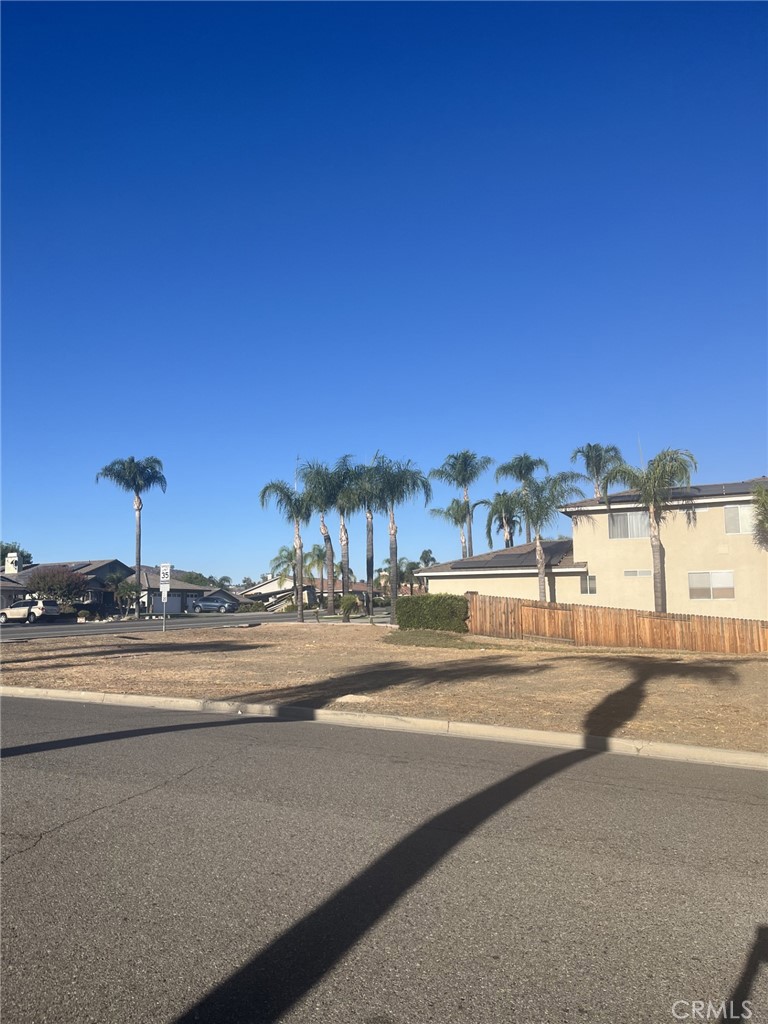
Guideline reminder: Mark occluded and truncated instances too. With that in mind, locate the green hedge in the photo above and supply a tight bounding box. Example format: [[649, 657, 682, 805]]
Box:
[[395, 593, 468, 633]]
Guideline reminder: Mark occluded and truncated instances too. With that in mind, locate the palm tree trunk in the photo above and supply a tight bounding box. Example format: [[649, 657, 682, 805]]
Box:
[[134, 493, 143, 619], [502, 514, 512, 548], [319, 514, 334, 615], [339, 515, 350, 596], [389, 507, 398, 625], [459, 523, 467, 560], [464, 487, 474, 557], [294, 518, 304, 623], [649, 512, 666, 614], [535, 532, 547, 602], [366, 507, 374, 622]]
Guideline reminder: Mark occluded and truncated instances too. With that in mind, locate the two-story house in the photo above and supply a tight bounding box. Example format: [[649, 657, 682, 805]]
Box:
[[416, 478, 767, 621]]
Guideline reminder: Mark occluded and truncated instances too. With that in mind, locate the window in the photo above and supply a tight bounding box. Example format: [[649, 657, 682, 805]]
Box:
[[724, 505, 754, 535], [688, 571, 735, 600], [580, 575, 597, 595], [623, 570, 652, 577], [608, 511, 650, 539]]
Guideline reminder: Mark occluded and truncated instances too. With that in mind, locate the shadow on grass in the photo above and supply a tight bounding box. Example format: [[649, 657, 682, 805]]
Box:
[[223, 655, 549, 709], [1, 639, 268, 671], [170, 658, 740, 1024]]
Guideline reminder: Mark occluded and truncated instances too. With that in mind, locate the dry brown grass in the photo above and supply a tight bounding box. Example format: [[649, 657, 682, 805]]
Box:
[[2, 622, 766, 751]]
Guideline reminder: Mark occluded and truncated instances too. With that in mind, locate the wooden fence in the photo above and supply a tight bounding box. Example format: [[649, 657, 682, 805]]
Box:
[[465, 592, 768, 655]]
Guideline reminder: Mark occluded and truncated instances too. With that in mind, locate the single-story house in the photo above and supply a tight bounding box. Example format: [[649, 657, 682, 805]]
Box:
[[1, 557, 133, 610], [127, 569, 208, 615], [415, 540, 581, 604], [417, 478, 768, 621]]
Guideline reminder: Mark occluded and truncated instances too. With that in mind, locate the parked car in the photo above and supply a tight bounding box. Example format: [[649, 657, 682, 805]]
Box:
[[0, 599, 61, 624], [191, 596, 239, 614]]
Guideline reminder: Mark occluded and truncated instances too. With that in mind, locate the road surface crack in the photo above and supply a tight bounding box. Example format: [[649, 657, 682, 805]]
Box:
[[1, 756, 221, 864]]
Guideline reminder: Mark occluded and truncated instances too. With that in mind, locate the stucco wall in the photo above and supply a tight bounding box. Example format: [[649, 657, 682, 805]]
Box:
[[572, 499, 767, 620]]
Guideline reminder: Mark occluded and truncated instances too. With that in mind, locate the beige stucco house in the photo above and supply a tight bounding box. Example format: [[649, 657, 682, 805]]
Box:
[[417, 478, 768, 621]]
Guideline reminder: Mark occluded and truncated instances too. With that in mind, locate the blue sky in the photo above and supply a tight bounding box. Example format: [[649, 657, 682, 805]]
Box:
[[2, 1, 766, 581]]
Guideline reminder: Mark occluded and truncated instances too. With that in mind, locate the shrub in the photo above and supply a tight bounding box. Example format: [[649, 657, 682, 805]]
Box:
[[395, 593, 468, 633], [340, 595, 360, 622], [237, 602, 265, 613]]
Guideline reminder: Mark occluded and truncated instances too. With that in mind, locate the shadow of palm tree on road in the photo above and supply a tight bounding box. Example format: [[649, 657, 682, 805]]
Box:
[[172, 658, 741, 1024]]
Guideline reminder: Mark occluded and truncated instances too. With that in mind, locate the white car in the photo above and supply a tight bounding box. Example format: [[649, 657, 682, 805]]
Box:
[[0, 599, 61, 624]]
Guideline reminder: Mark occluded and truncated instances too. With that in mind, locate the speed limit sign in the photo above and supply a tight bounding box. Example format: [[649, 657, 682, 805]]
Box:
[[160, 563, 171, 583]]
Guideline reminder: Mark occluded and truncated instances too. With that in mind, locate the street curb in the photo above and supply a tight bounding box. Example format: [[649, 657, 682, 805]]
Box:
[[2, 685, 766, 771]]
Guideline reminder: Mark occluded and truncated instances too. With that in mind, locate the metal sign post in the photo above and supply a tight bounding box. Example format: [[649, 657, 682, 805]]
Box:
[[160, 564, 171, 631]]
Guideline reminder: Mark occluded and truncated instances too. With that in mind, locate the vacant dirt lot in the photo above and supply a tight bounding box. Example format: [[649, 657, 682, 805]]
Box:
[[2, 622, 766, 751]]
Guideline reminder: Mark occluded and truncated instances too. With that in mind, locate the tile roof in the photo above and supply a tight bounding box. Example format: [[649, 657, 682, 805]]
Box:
[[418, 539, 574, 573]]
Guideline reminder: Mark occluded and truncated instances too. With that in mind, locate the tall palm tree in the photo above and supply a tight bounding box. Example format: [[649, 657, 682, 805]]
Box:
[[570, 443, 623, 501], [347, 459, 387, 620], [603, 449, 698, 614], [495, 453, 549, 543], [305, 544, 327, 606], [331, 455, 357, 597], [298, 460, 339, 615], [479, 491, 523, 549], [376, 456, 432, 623], [430, 499, 471, 559], [518, 473, 585, 602], [95, 456, 167, 618], [430, 451, 493, 557], [260, 480, 312, 622]]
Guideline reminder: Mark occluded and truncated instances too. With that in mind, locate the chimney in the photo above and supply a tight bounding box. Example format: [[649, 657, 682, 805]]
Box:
[[4, 552, 21, 575]]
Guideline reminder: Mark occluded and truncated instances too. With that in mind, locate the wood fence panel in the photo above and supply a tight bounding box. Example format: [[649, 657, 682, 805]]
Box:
[[465, 592, 767, 655]]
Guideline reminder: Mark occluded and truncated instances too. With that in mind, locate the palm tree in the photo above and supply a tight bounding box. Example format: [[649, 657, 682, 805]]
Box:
[[495, 453, 549, 543], [104, 570, 133, 616], [430, 451, 493, 557], [346, 460, 387, 620], [376, 456, 432, 623], [479, 491, 523, 549], [331, 455, 357, 596], [260, 480, 312, 622], [305, 543, 327, 607], [603, 449, 698, 614], [417, 549, 437, 592], [570, 443, 623, 501], [208, 575, 233, 589], [298, 460, 339, 615], [430, 499, 471, 559], [270, 545, 297, 586], [518, 473, 585, 602], [95, 456, 167, 618]]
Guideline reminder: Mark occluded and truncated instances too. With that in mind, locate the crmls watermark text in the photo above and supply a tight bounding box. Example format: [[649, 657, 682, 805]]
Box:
[[672, 1000, 754, 1020]]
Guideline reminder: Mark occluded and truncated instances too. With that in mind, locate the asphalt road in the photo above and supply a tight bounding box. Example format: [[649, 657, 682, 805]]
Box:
[[2, 697, 766, 1024], [0, 609, 391, 641]]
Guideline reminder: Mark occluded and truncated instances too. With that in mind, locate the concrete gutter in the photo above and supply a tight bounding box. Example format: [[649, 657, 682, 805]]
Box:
[[2, 684, 766, 771]]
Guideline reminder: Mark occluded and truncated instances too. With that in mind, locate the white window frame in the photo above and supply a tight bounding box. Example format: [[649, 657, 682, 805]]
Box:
[[688, 570, 735, 601], [623, 569, 652, 578], [724, 505, 754, 535], [608, 510, 651, 539], [580, 575, 597, 595]]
